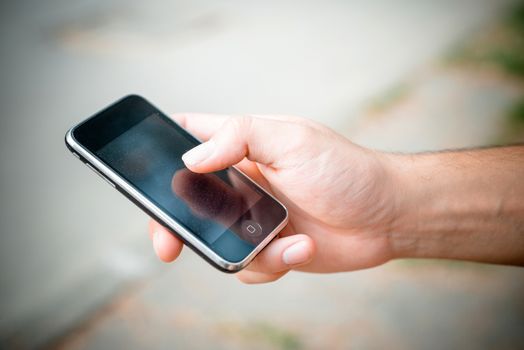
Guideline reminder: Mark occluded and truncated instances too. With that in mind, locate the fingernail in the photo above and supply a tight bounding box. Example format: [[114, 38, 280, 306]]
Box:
[[182, 141, 215, 166], [282, 241, 311, 266]]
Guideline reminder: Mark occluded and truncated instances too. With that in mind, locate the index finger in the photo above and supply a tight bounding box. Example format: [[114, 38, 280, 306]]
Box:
[[171, 113, 228, 141], [171, 113, 309, 142]]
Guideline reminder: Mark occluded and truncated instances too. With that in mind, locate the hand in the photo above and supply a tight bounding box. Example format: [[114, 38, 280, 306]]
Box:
[[149, 114, 400, 283]]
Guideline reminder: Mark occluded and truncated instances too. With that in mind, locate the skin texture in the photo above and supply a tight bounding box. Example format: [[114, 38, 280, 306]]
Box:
[[148, 114, 524, 284]]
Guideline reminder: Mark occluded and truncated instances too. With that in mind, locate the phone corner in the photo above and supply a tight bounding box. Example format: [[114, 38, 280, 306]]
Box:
[[212, 258, 248, 274], [64, 127, 73, 147], [121, 94, 148, 105], [64, 127, 77, 151]]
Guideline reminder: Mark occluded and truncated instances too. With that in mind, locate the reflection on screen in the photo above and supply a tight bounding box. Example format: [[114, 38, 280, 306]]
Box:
[[97, 114, 262, 246]]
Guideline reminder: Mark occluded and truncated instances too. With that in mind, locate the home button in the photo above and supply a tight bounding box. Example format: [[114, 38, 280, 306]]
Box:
[[242, 220, 263, 238]]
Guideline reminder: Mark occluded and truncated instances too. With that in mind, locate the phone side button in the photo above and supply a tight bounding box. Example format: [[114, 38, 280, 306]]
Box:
[[85, 163, 115, 188]]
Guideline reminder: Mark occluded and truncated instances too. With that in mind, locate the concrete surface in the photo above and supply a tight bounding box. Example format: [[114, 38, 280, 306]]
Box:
[[51, 259, 524, 350], [0, 0, 523, 349]]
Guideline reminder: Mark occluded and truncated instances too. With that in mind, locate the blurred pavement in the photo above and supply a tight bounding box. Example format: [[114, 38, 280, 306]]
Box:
[[1, 0, 523, 349]]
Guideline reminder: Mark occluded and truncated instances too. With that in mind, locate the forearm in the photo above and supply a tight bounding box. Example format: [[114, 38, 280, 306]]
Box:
[[388, 145, 524, 265]]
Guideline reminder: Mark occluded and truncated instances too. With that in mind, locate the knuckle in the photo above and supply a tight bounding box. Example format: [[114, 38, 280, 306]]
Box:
[[228, 115, 254, 134], [296, 124, 314, 141], [281, 115, 326, 133], [222, 115, 256, 159], [286, 124, 315, 152]]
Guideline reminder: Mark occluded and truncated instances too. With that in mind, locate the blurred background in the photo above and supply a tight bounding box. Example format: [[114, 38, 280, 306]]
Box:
[[1, 0, 524, 349]]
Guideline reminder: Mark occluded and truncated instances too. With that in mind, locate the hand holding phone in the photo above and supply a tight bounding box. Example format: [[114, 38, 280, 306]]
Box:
[[67, 95, 402, 283], [149, 112, 401, 284]]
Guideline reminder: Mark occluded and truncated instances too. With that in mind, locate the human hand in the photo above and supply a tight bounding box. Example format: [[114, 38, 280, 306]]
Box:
[[148, 114, 401, 283]]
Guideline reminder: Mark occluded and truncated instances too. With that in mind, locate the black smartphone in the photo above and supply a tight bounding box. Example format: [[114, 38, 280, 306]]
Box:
[[65, 95, 288, 272]]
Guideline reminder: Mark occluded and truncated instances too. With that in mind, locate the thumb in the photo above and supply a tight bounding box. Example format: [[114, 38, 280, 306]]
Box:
[[181, 115, 304, 172]]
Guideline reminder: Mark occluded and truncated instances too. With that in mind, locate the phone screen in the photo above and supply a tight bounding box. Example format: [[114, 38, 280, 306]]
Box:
[[72, 96, 286, 263]]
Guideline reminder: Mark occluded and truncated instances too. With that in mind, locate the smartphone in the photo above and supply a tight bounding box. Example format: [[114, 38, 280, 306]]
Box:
[[65, 95, 288, 272]]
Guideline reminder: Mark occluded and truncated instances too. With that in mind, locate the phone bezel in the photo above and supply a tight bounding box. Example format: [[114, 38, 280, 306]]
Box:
[[65, 95, 288, 273]]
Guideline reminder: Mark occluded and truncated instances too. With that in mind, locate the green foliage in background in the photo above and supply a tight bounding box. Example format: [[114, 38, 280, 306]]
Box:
[[446, 2, 524, 143], [505, 97, 524, 139], [366, 83, 410, 114], [446, 3, 524, 77]]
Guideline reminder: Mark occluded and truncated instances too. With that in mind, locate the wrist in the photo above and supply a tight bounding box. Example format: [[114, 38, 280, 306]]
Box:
[[376, 152, 420, 260], [384, 149, 524, 265], [384, 153, 437, 260], [385, 152, 481, 260], [363, 150, 417, 259]]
